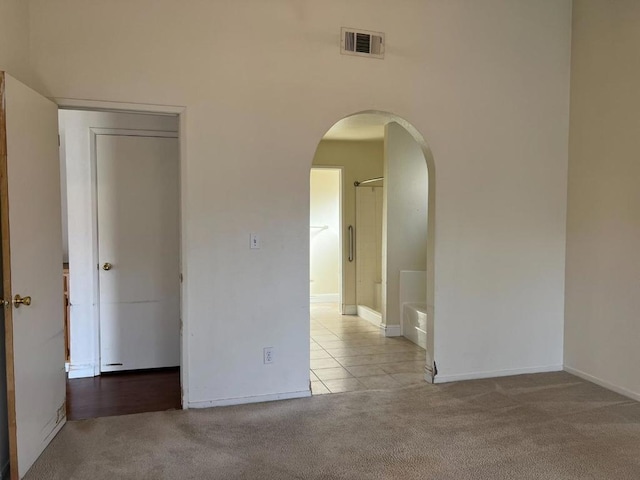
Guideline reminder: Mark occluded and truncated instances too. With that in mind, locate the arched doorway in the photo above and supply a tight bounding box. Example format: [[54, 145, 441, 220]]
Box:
[[308, 111, 435, 394]]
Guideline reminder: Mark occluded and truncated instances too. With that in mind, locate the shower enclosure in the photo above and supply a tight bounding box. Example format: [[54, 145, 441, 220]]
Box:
[[355, 182, 383, 322]]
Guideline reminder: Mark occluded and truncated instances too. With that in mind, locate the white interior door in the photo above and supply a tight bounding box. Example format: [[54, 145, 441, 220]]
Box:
[[0, 72, 66, 479], [97, 134, 180, 372]]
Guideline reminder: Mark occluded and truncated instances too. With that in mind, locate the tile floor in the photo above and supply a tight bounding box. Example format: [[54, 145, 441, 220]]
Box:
[[310, 303, 426, 394]]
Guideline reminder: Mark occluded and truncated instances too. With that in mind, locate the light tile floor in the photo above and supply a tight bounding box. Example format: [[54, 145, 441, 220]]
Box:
[[310, 303, 426, 394]]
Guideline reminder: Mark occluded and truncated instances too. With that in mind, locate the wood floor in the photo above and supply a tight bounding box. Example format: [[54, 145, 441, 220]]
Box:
[[66, 367, 181, 421]]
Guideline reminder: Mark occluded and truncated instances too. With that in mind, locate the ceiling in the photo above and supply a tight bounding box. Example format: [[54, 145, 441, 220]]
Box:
[[322, 114, 388, 141]]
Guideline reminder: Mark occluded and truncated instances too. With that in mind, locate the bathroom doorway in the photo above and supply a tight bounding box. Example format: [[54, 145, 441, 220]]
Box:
[[309, 112, 436, 394], [309, 168, 342, 306]]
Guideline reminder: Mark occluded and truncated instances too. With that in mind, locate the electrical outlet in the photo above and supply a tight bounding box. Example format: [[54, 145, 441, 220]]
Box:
[[263, 347, 274, 364]]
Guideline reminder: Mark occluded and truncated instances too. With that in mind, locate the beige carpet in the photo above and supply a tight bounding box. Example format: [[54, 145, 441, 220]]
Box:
[[26, 372, 640, 479]]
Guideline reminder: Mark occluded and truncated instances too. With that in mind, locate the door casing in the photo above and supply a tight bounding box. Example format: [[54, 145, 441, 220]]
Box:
[[57, 99, 189, 408]]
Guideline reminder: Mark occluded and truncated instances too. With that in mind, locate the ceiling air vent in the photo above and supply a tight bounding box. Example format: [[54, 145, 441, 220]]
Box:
[[341, 27, 385, 59]]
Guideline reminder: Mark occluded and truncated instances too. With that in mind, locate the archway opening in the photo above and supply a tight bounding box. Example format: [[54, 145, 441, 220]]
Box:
[[308, 111, 435, 395]]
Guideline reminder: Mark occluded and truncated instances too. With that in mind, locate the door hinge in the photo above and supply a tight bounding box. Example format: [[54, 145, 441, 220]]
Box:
[[58, 134, 60, 147], [179, 273, 183, 283]]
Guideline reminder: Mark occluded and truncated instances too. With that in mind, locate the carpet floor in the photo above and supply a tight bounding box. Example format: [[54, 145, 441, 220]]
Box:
[[26, 372, 640, 479]]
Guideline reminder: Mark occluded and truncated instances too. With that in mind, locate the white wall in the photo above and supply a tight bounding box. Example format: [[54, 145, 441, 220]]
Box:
[[309, 169, 340, 301], [29, 0, 571, 401], [59, 110, 178, 378], [383, 122, 428, 331], [312, 140, 384, 313], [0, 0, 31, 85], [0, 1, 29, 472], [564, 0, 640, 400]]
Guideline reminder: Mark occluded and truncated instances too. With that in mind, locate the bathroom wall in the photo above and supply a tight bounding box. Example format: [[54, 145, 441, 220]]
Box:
[[309, 168, 340, 302], [312, 140, 384, 313], [355, 186, 383, 311], [383, 123, 428, 331]]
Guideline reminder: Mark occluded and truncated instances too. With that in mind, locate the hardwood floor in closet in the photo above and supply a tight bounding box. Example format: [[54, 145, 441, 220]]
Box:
[[66, 368, 181, 421]]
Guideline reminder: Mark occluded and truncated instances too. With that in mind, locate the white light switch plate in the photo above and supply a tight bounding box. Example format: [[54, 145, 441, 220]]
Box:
[[250, 233, 260, 249]]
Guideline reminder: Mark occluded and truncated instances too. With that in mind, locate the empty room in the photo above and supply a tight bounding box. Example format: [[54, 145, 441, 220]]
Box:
[[0, 0, 638, 478]]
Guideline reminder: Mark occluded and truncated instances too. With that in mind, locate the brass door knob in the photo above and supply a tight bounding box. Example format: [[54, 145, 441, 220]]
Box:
[[102, 263, 113, 271], [13, 294, 31, 308]]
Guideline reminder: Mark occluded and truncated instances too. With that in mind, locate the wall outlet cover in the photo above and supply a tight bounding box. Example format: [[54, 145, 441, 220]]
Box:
[[263, 347, 274, 364]]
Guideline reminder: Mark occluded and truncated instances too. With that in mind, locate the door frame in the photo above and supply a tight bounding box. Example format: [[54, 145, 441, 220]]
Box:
[[309, 166, 344, 309], [56, 98, 189, 408]]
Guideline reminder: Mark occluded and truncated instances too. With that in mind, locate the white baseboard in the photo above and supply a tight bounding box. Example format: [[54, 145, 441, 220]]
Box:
[[342, 304, 357, 315], [380, 324, 402, 337], [67, 363, 97, 379], [357, 305, 382, 327], [310, 294, 340, 304], [564, 365, 640, 402], [188, 389, 311, 408], [423, 372, 434, 384], [434, 364, 563, 384]]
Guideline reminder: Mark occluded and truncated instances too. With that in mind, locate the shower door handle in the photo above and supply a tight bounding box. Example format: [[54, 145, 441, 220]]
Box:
[[348, 225, 354, 262]]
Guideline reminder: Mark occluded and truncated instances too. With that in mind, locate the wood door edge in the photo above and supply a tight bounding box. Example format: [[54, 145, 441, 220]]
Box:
[[0, 71, 20, 480]]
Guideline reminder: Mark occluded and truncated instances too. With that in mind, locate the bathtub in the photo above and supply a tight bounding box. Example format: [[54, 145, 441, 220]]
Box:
[[403, 302, 427, 350]]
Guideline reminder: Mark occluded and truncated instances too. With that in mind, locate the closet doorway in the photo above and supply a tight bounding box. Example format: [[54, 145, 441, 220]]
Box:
[[59, 109, 182, 419]]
